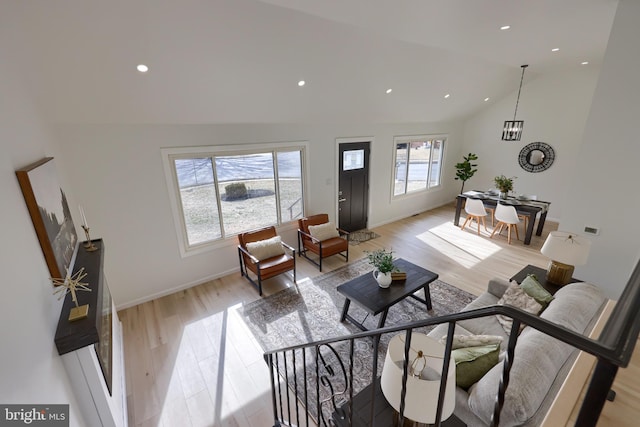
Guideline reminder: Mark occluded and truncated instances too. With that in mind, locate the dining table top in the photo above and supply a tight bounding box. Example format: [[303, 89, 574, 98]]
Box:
[[455, 191, 551, 244], [460, 190, 550, 212]]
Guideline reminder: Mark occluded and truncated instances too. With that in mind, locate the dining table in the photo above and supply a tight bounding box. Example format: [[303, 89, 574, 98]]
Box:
[[454, 191, 551, 245]]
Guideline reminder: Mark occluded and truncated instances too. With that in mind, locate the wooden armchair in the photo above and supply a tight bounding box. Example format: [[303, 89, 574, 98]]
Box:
[[297, 214, 349, 271], [238, 226, 296, 296]]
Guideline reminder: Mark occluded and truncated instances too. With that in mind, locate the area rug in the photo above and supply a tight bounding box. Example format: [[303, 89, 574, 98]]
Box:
[[238, 258, 474, 424], [347, 229, 380, 245]]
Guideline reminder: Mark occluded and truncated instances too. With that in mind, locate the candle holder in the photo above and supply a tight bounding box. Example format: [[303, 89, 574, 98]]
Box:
[[81, 225, 98, 252]]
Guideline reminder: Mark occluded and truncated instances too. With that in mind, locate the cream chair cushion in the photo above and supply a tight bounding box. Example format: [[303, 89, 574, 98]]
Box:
[[246, 236, 285, 261], [308, 222, 340, 241]]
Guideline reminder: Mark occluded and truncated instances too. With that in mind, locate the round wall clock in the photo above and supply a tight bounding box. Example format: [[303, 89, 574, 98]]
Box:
[[518, 142, 555, 173]]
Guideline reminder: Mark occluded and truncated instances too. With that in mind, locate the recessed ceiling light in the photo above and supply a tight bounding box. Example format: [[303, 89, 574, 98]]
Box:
[[500, 25, 510, 30], [581, 61, 589, 65], [137, 64, 149, 73], [386, 88, 392, 94], [298, 80, 305, 87], [552, 48, 560, 52], [484, 97, 490, 102], [444, 94, 450, 99]]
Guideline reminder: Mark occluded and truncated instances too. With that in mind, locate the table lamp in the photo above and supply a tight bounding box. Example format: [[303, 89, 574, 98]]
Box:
[[380, 333, 455, 424], [540, 231, 591, 286]]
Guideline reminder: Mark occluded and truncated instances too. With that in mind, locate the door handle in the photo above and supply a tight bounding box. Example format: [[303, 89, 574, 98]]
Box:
[[338, 198, 347, 203]]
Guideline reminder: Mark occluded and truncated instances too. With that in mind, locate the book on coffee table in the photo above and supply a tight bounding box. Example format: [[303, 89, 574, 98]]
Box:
[[391, 271, 406, 281]]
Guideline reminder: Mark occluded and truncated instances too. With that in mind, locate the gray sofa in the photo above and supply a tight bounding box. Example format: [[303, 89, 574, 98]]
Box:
[[428, 278, 606, 427]]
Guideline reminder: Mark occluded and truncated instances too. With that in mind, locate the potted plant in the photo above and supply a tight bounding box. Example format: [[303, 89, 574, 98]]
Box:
[[494, 175, 516, 198], [455, 153, 478, 193], [366, 248, 397, 288]]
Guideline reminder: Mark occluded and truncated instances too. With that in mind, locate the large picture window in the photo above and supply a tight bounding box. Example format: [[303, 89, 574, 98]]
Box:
[[393, 136, 445, 197], [162, 144, 306, 256]]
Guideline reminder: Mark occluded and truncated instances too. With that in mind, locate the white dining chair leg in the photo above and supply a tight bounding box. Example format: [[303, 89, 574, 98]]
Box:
[[490, 222, 504, 239], [476, 216, 487, 234], [461, 216, 472, 231]]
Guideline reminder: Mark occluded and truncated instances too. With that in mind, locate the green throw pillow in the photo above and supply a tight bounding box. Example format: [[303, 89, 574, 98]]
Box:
[[520, 274, 554, 308], [452, 344, 500, 389]]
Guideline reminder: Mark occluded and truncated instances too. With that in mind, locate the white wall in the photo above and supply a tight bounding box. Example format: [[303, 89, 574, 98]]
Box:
[[462, 66, 600, 221], [3, 0, 635, 417], [0, 13, 86, 426], [54, 122, 463, 308], [461, 0, 640, 299], [560, 0, 640, 299]]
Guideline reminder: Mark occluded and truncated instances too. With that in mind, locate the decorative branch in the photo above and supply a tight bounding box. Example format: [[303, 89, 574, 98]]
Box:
[[52, 268, 91, 307]]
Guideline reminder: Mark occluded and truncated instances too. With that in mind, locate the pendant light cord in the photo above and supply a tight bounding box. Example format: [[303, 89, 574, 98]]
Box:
[[513, 64, 528, 121]]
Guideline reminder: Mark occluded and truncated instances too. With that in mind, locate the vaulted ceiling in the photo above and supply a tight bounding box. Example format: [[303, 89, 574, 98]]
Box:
[[7, 0, 618, 124]]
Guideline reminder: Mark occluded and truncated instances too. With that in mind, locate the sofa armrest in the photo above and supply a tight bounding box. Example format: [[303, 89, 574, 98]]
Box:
[[487, 278, 510, 298]]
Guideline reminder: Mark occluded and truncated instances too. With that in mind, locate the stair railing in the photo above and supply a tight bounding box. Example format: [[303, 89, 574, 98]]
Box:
[[264, 260, 640, 427]]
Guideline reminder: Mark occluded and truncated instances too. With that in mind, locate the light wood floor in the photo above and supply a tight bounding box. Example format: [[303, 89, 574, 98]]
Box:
[[119, 204, 639, 426]]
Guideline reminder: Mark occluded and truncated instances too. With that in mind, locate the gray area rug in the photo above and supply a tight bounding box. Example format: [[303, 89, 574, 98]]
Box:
[[239, 258, 474, 425], [347, 229, 380, 245]]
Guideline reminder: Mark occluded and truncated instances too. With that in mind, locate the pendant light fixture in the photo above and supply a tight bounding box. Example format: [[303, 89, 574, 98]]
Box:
[[502, 64, 528, 141]]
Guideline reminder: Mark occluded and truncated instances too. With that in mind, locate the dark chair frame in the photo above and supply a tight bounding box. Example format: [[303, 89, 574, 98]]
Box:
[[237, 227, 296, 296]]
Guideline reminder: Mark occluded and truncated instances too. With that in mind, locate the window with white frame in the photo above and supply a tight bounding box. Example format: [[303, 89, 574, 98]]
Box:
[[162, 143, 306, 255], [393, 136, 445, 197]]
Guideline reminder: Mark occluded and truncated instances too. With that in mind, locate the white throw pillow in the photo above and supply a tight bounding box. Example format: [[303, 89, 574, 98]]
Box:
[[245, 236, 285, 261], [307, 222, 340, 241], [496, 284, 543, 335]]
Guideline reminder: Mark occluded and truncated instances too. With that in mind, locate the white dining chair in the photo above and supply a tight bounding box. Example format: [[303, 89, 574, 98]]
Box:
[[490, 203, 521, 244], [460, 198, 488, 235]]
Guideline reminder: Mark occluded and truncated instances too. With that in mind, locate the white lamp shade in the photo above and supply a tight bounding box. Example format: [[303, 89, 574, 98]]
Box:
[[541, 231, 591, 266], [380, 334, 455, 424]]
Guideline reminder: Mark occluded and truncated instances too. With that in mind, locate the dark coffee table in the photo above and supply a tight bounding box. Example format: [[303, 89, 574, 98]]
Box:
[[337, 258, 438, 331]]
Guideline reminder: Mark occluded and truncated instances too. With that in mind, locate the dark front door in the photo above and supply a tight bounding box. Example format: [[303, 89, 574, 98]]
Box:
[[338, 142, 370, 232]]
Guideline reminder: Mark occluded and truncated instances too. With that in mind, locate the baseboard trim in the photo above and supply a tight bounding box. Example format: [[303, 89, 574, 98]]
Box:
[[116, 199, 461, 310], [368, 199, 453, 229], [115, 266, 240, 311]]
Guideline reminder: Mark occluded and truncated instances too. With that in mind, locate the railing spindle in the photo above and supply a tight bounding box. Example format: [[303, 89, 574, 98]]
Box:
[[491, 319, 521, 426], [275, 353, 284, 424], [369, 334, 382, 426], [434, 322, 456, 427], [283, 351, 292, 424], [398, 328, 413, 426], [266, 354, 279, 426], [263, 296, 639, 427], [302, 348, 309, 427], [315, 345, 321, 426], [292, 350, 300, 426], [575, 359, 619, 427], [348, 338, 354, 427]]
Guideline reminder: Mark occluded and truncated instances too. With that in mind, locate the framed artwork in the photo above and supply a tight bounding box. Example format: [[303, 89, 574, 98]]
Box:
[[16, 157, 78, 279], [96, 276, 113, 395]]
